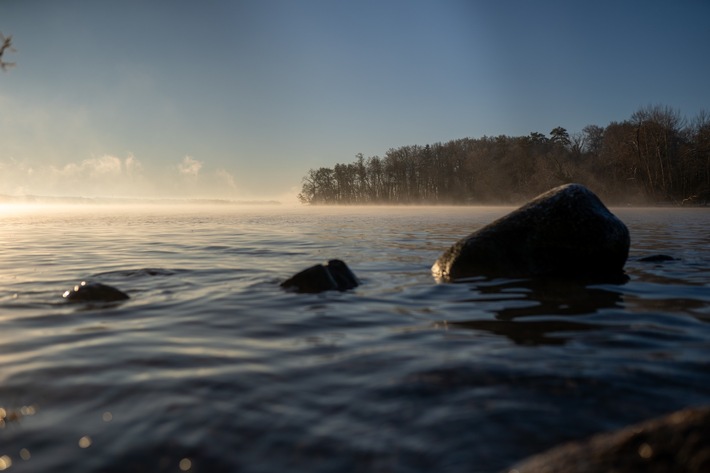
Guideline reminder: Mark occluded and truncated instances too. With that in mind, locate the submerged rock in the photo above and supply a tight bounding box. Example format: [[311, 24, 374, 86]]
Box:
[[639, 254, 677, 263], [281, 259, 359, 294], [62, 281, 130, 302], [432, 184, 630, 282], [505, 406, 710, 473]]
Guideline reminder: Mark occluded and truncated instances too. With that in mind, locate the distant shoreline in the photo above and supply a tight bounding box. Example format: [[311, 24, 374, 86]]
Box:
[[3, 194, 708, 208], [0, 194, 281, 206]]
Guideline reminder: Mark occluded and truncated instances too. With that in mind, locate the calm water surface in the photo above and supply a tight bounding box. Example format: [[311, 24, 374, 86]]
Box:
[[1, 205, 709, 472]]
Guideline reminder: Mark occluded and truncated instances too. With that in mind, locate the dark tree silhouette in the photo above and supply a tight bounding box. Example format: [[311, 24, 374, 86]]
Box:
[[0, 33, 15, 71], [549, 127, 571, 147]]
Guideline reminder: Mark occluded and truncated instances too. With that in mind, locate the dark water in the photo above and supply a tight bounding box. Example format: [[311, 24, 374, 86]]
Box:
[[1, 205, 709, 473]]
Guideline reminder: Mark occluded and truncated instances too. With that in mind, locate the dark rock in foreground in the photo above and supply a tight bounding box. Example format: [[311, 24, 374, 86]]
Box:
[[504, 406, 710, 473], [281, 259, 359, 294], [432, 184, 630, 282], [62, 281, 130, 302]]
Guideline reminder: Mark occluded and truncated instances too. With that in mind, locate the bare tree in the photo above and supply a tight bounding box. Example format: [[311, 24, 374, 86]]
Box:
[[582, 125, 605, 155], [0, 32, 16, 71]]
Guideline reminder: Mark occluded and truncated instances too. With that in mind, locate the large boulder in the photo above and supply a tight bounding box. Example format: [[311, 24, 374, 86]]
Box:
[[432, 184, 630, 282], [504, 406, 710, 473], [281, 259, 359, 294]]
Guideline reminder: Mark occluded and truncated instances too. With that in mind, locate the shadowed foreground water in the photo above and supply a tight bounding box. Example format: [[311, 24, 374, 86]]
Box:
[[1, 205, 709, 472]]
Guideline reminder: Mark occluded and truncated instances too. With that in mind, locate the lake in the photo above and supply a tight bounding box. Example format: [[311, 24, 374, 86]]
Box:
[[1, 204, 709, 472]]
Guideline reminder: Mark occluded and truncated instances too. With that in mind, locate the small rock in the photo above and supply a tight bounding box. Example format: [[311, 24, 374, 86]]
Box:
[[504, 406, 710, 473], [62, 281, 130, 302], [639, 254, 677, 263], [281, 259, 359, 294], [432, 184, 630, 282]]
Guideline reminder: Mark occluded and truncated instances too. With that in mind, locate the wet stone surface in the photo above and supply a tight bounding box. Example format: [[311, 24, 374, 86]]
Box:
[[433, 183, 630, 282], [62, 281, 130, 302]]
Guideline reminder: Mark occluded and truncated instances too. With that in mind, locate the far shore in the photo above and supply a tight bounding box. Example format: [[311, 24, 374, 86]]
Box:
[[0, 194, 281, 206]]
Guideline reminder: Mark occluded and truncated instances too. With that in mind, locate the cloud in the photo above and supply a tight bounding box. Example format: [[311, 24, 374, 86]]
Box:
[[59, 155, 122, 177], [0, 153, 150, 197], [171, 160, 240, 198], [215, 168, 238, 190], [125, 154, 142, 175], [0, 153, 281, 201], [178, 156, 202, 176]]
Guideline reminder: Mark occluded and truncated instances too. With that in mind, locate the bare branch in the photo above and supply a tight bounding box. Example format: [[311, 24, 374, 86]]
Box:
[[0, 33, 17, 71]]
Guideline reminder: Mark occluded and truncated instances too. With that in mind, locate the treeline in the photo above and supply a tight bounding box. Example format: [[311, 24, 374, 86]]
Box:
[[297, 105, 710, 205]]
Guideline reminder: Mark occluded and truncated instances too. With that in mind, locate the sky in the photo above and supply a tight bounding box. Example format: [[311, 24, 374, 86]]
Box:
[[1, 0, 709, 202]]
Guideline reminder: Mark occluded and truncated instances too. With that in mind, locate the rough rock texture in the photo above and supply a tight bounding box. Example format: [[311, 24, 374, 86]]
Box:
[[62, 281, 130, 302], [281, 259, 359, 294], [504, 406, 710, 473], [432, 184, 630, 282]]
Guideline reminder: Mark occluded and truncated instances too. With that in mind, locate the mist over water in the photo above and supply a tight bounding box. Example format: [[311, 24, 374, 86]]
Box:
[[1, 205, 709, 472]]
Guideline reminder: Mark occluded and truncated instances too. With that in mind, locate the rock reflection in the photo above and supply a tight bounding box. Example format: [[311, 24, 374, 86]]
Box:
[[450, 319, 600, 346], [476, 279, 624, 321], [448, 279, 623, 345]]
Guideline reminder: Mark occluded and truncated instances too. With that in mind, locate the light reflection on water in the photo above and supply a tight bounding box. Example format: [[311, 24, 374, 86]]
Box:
[[0, 205, 709, 472]]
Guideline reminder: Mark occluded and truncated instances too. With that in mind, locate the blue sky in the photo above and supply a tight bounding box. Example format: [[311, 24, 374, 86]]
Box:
[[1, 0, 708, 201]]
